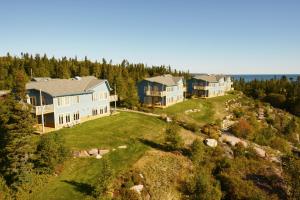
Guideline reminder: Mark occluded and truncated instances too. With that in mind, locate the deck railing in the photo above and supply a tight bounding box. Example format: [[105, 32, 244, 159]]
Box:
[[109, 95, 118, 102], [32, 104, 54, 115], [145, 90, 167, 97]]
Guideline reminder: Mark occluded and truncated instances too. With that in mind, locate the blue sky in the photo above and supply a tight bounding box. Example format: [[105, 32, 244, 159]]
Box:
[[1, 0, 300, 74]]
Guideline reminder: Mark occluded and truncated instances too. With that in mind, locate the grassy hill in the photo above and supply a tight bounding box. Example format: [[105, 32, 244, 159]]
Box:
[[29, 112, 167, 200], [28, 93, 263, 200], [154, 93, 237, 125]]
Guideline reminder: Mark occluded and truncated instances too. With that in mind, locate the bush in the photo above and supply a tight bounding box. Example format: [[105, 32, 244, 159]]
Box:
[[201, 124, 220, 139], [230, 118, 254, 139], [182, 122, 200, 132], [233, 108, 245, 118], [282, 155, 300, 199], [36, 133, 70, 173], [253, 127, 275, 146], [185, 168, 222, 200], [219, 173, 268, 200], [264, 93, 286, 108], [190, 139, 205, 164], [164, 122, 183, 151], [0, 176, 11, 199], [93, 158, 114, 198], [270, 137, 291, 154]]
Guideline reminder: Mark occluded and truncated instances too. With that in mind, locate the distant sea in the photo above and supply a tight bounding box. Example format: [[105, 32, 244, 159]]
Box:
[[231, 74, 300, 82]]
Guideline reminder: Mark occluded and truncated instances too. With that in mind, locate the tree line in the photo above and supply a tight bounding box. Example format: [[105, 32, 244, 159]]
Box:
[[233, 76, 300, 116], [0, 53, 189, 108]]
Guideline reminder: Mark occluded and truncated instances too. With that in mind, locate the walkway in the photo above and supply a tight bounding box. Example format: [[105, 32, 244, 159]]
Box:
[[116, 108, 160, 117]]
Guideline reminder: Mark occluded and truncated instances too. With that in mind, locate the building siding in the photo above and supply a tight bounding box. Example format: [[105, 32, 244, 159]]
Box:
[[138, 78, 185, 107], [187, 76, 233, 98], [27, 80, 111, 130]]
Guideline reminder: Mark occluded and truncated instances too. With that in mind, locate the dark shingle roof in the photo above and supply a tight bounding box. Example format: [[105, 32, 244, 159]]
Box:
[[145, 74, 183, 86], [26, 76, 107, 97]]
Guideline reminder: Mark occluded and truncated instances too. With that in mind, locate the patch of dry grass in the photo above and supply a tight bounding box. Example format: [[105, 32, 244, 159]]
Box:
[[133, 150, 193, 200]]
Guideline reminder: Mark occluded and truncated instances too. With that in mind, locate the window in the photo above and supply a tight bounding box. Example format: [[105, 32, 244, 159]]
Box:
[[57, 97, 62, 106], [104, 92, 108, 99], [104, 106, 108, 113], [74, 96, 80, 103], [65, 96, 70, 105], [100, 108, 103, 114], [59, 114, 64, 125], [42, 96, 46, 105], [92, 109, 98, 116], [30, 96, 36, 106], [92, 93, 98, 101], [65, 114, 71, 123], [73, 111, 80, 120]]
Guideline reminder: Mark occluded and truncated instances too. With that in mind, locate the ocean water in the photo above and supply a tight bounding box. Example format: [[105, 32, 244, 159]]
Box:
[[231, 74, 300, 82]]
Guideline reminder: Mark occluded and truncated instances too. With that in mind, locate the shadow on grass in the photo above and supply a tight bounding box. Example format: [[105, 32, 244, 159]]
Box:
[[62, 180, 94, 196], [138, 138, 191, 157], [138, 138, 169, 151]]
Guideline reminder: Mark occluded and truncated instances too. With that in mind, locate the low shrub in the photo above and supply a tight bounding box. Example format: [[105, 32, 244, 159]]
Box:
[[164, 122, 183, 151], [35, 133, 70, 174]]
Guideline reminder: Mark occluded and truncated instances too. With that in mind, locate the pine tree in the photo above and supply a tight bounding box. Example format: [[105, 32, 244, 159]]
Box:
[[0, 96, 35, 189]]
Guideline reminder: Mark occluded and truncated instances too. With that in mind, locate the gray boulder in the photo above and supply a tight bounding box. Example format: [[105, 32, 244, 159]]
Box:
[[204, 139, 218, 148], [99, 149, 110, 156], [88, 148, 99, 156]]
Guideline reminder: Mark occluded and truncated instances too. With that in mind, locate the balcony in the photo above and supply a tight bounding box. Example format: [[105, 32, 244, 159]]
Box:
[[109, 95, 118, 102], [32, 104, 54, 115], [193, 85, 210, 90], [145, 90, 167, 97]]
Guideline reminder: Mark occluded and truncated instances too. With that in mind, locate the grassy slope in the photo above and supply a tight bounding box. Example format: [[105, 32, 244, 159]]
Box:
[[30, 95, 237, 199], [154, 94, 237, 125], [30, 112, 166, 200]]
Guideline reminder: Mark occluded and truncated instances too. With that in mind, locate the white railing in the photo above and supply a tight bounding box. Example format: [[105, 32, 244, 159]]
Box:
[[32, 104, 54, 115], [193, 85, 210, 90], [145, 90, 167, 97], [109, 95, 118, 102]]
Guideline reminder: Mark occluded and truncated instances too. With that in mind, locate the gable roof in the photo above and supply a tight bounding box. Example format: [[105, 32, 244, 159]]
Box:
[[192, 74, 228, 83], [145, 74, 183, 86], [26, 76, 109, 97]]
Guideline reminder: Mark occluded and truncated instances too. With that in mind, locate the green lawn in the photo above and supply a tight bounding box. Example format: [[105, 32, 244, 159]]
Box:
[[154, 94, 237, 125], [30, 112, 166, 200]]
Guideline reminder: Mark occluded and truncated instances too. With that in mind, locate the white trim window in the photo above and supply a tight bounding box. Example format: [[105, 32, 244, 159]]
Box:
[[73, 111, 80, 120], [30, 96, 36, 106], [65, 113, 71, 123], [92, 93, 99, 101], [59, 114, 64, 125], [65, 96, 70, 105], [74, 96, 80, 103], [92, 109, 98, 116], [57, 97, 63, 106], [104, 106, 108, 113], [57, 96, 71, 107]]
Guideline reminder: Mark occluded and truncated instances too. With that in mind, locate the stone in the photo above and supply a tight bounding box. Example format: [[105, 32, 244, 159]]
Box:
[[99, 149, 110, 156], [96, 154, 102, 159], [204, 139, 218, 148], [253, 146, 266, 158], [78, 150, 90, 157], [112, 148, 116, 151], [139, 173, 144, 179], [118, 145, 127, 149], [88, 148, 99, 156], [166, 117, 172, 123], [130, 184, 144, 194]]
